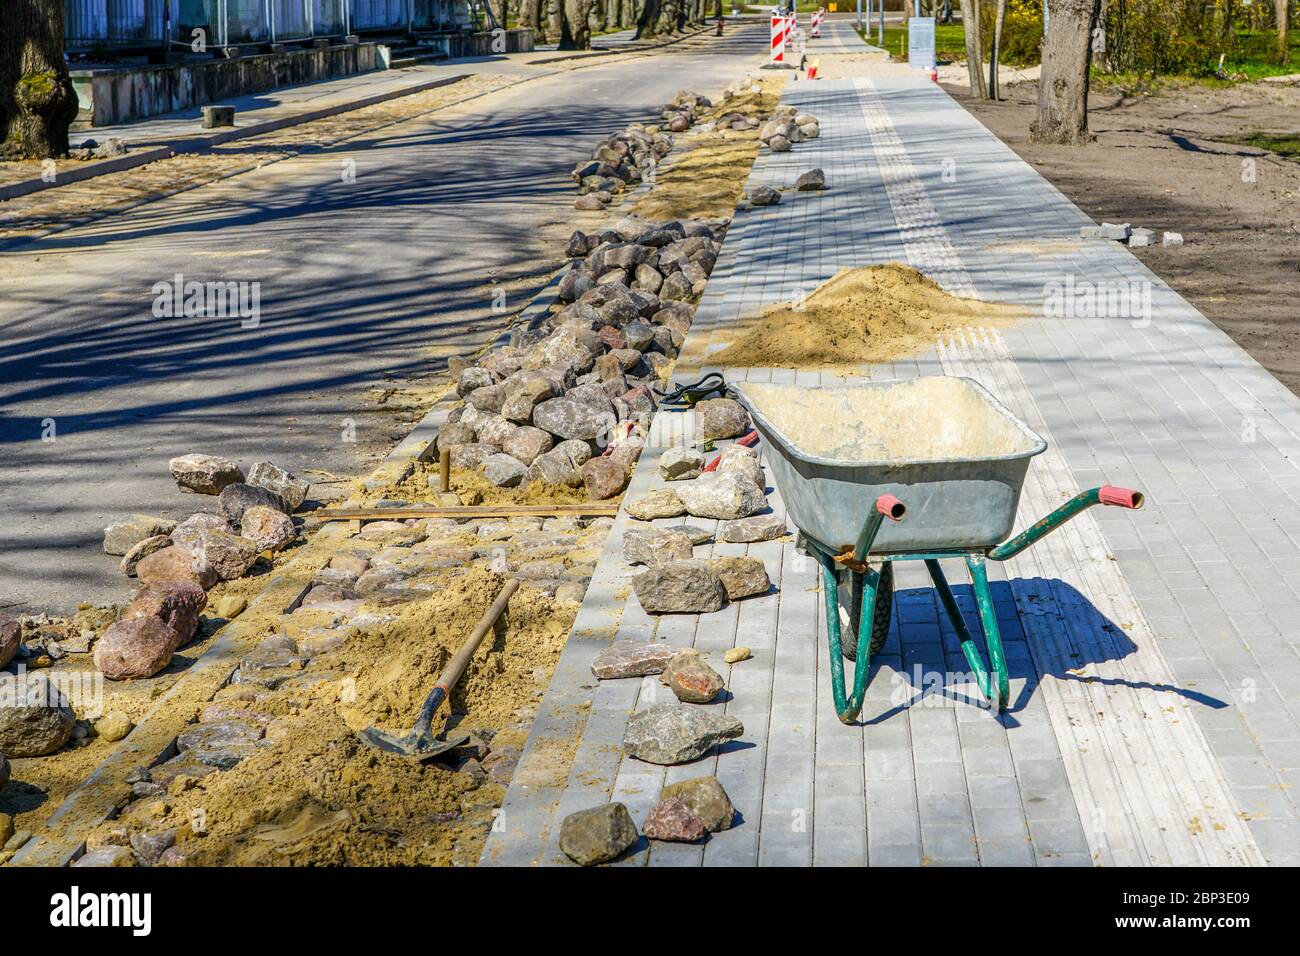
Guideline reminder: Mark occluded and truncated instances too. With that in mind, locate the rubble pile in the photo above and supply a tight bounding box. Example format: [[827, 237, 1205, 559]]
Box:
[[571, 90, 718, 212], [439, 213, 728, 502], [759, 104, 821, 153]]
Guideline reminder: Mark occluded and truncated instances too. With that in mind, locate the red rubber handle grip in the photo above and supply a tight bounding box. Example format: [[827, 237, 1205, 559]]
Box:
[[876, 494, 906, 521], [702, 431, 760, 472], [1099, 486, 1144, 509]]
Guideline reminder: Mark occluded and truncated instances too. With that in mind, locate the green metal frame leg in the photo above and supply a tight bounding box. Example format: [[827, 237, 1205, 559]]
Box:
[[924, 557, 1010, 710], [818, 550, 879, 724], [966, 555, 1010, 709]]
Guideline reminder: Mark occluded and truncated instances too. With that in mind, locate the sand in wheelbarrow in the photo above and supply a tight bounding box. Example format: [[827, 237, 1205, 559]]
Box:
[[709, 264, 1025, 371], [740, 377, 1040, 463]]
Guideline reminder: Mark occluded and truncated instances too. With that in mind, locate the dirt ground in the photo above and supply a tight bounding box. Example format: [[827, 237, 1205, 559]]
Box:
[[948, 78, 1300, 395]]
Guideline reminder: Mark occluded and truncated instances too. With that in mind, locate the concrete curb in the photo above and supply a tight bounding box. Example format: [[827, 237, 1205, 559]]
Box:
[[0, 74, 467, 204]]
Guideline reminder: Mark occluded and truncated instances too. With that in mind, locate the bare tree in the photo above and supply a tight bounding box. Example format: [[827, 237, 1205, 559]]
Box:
[[1031, 0, 1102, 144], [0, 0, 80, 159], [988, 0, 1008, 98], [1275, 0, 1291, 63], [958, 0, 988, 96]]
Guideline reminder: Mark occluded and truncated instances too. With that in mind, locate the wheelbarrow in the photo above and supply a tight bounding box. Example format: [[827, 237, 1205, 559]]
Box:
[[733, 377, 1145, 722]]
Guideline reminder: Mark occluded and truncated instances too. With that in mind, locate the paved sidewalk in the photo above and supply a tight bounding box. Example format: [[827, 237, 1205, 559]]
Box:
[[482, 56, 1300, 866]]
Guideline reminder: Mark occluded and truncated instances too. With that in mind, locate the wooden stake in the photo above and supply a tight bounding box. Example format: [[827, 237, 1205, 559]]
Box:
[[439, 447, 451, 493], [314, 502, 619, 524]]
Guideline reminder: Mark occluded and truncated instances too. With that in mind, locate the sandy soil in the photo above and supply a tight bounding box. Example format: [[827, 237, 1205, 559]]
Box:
[[948, 78, 1300, 394], [633, 75, 785, 222]]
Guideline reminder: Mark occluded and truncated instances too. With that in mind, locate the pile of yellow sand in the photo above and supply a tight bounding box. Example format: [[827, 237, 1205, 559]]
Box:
[[710, 264, 1024, 370]]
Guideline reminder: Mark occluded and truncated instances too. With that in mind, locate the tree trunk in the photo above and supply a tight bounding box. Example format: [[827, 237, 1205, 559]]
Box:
[[1031, 0, 1101, 144], [958, 0, 988, 96], [559, 0, 594, 47], [1275, 0, 1290, 63], [989, 0, 1008, 98], [0, 0, 79, 159], [519, 0, 541, 32], [547, 0, 565, 43], [637, 0, 679, 36]]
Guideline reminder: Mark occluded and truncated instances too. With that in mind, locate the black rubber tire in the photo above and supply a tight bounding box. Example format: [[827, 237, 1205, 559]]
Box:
[[841, 561, 894, 662]]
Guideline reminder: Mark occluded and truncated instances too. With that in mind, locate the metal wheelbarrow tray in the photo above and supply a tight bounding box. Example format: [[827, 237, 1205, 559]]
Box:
[[733, 377, 1146, 721]]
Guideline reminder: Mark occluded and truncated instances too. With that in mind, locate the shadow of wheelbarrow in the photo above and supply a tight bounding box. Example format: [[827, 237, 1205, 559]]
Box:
[[858, 576, 1228, 729]]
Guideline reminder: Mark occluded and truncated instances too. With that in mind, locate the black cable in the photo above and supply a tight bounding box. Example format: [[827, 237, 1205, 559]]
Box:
[[653, 372, 730, 406]]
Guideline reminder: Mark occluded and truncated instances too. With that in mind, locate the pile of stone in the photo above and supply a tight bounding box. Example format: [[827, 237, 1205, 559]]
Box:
[[562, 631, 744, 862], [107, 454, 305, 581], [571, 90, 731, 212], [438, 214, 728, 501], [558, 773, 738, 864], [759, 105, 821, 153], [720, 74, 764, 103], [572, 118, 676, 211], [660, 89, 712, 131], [554, 416, 793, 863], [90, 454, 309, 681], [616, 398, 787, 614], [68, 137, 126, 161], [1080, 222, 1185, 248]]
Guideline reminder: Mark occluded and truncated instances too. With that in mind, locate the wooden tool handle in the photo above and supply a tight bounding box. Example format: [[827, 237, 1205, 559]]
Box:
[[439, 578, 520, 694]]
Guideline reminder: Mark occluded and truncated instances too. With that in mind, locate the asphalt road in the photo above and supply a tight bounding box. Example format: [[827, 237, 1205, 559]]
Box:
[[0, 26, 769, 614]]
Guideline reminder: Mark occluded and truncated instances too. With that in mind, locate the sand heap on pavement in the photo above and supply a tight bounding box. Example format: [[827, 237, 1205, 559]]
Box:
[[710, 264, 1025, 370]]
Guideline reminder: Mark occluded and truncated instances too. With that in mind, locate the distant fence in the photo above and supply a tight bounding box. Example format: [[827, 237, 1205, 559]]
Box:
[[63, 0, 434, 51]]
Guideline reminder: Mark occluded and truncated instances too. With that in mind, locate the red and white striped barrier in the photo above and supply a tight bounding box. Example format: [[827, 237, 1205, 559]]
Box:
[[770, 14, 790, 63], [810, 10, 823, 37]]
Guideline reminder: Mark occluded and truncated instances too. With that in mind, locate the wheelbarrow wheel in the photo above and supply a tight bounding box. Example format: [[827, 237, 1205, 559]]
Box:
[[842, 561, 893, 662]]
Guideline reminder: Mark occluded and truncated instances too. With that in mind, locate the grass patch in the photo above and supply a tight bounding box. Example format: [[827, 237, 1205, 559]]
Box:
[[1218, 29, 1300, 80], [860, 24, 970, 63], [1218, 131, 1300, 160]]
